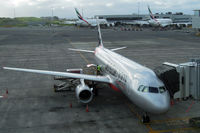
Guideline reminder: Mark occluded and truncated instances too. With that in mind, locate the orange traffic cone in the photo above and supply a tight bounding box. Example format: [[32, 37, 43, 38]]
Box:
[[86, 104, 89, 112]]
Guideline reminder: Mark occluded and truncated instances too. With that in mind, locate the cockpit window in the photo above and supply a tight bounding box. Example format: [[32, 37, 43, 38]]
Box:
[[149, 87, 159, 93], [138, 85, 144, 91], [138, 85, 159, 93], [142, 86, 149, 92], [159, 86, 166, 93]]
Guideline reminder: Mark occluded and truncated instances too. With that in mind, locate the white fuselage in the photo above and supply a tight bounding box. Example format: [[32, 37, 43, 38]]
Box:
[[76, 19, 108, 27], [123, 20, 149, 26], [95, 46, 170, 114], [148, 18, 172, 27]]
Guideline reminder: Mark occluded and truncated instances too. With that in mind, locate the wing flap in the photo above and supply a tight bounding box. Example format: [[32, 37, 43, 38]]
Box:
[[3, 67, 111, 83]]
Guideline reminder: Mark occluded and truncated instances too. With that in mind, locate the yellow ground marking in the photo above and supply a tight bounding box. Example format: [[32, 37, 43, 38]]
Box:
[[149, 117, 190, 124], [126, 103, 199, 133], [67, 39, 90, 64], [77, 51, 90, 64], [126, 102, 154, 132], [154, 127, 199, 133]]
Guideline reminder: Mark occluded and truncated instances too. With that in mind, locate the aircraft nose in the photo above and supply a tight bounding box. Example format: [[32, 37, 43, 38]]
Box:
[[152, 92, 170, 114]]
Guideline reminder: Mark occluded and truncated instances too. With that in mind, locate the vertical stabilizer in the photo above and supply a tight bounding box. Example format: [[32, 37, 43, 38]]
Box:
[[75, 8, 82, 20], [148, 5, 155, 19], [75, 8, 90, 25], [97, 20, 104, 47]]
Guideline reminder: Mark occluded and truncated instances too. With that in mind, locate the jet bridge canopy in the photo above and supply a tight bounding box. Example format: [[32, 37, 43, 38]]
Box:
[[155, 58, 200, 100], [154, 65, 179, 97]]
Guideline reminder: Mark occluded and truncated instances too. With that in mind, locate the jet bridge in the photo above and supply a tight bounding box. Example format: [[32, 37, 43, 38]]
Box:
[[154, 58, 200, 100]]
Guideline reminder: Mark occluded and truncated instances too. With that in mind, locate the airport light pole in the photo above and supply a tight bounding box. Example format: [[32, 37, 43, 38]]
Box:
[[138, 2, 140, 19], [13, 8, 16, 18]]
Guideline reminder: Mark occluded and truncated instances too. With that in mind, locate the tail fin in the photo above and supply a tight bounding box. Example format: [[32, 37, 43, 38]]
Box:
[[75, 8, 90, 25], [148, 5, 155, 19], [97, 20, 103, 47], [75, 8, 82, 20]]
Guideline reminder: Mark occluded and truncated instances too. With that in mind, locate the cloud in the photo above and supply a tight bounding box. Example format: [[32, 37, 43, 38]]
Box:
[[0, 0, 199, 18], [105, 3, 113, 7]]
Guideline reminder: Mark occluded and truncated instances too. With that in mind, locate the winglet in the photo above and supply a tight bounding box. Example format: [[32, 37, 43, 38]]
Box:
[[96, 19, 104, 47]]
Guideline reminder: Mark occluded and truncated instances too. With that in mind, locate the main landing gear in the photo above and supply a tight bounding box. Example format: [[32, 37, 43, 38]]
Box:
[[142, 113, 150, 123], [89, 81, 99, 96]]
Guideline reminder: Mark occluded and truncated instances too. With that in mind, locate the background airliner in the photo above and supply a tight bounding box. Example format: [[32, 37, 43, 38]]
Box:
[[148, 6, 173, 27], [75, 8, 110, 27], [3, 22, 170, 123]]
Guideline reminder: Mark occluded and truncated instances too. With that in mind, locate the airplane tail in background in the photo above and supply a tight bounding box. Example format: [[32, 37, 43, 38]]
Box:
[[148, 6, 155, 20], [75, 8, 90, 25], [75, 8, 83, 20]]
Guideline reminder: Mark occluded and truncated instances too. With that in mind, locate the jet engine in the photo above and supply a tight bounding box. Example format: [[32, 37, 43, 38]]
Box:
[[75, 84, 93, 104]]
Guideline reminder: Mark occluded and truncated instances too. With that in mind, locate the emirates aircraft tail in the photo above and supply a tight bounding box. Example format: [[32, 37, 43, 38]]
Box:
[[148, 5, 156, 20], [75, 8, 90, 25]]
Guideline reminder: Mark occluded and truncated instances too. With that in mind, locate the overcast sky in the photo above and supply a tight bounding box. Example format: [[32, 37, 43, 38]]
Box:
[[0, 0, 199, 18]]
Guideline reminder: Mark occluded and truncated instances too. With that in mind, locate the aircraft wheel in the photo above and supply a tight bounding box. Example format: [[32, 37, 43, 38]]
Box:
[[93, 87, 99, 96], [142, 114, 150, 123]]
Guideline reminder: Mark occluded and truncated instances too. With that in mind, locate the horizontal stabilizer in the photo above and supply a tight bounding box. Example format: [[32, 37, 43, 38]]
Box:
[[68, 48, 94, 53], [3, 67, 111, 83], [111, 47, 127, 51]]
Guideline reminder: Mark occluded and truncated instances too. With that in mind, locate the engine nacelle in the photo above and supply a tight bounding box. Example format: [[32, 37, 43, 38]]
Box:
[[75, 84, 93, 104]]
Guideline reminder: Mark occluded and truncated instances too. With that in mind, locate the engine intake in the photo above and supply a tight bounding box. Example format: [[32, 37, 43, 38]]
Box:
[[75, 84, 93, 104]]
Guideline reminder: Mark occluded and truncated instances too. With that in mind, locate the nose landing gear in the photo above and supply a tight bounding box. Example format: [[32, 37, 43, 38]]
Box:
[[142, 113, 150, 123]]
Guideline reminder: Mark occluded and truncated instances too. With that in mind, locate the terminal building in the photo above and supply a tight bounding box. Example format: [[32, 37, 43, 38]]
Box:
[[192, 10, 200, 29], [95, 13, 192, 24]]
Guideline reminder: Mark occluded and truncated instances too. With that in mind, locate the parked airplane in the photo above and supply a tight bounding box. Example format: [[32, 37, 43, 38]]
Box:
[[123, 20, 149, 26], [75, 8, 111, 27], [148, 6, 172, 27], [3, 22, 170, 123]]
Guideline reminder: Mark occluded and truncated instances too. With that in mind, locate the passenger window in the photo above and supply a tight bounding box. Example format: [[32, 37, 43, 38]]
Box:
[[159, 87, 166, 93], [149, 87, 159, 93], [142, 86, 149, 92], [138, 85, 144, 91]]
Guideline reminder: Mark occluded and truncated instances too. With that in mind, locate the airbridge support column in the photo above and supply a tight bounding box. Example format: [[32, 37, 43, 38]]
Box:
[[192, 58, 200, 99]]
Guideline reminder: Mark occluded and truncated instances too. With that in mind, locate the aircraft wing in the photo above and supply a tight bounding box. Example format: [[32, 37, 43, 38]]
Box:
[[3, 67, 111, 83]]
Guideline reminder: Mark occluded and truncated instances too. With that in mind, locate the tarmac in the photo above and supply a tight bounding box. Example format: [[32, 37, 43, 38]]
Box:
[[0, 26, 200, 133]]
